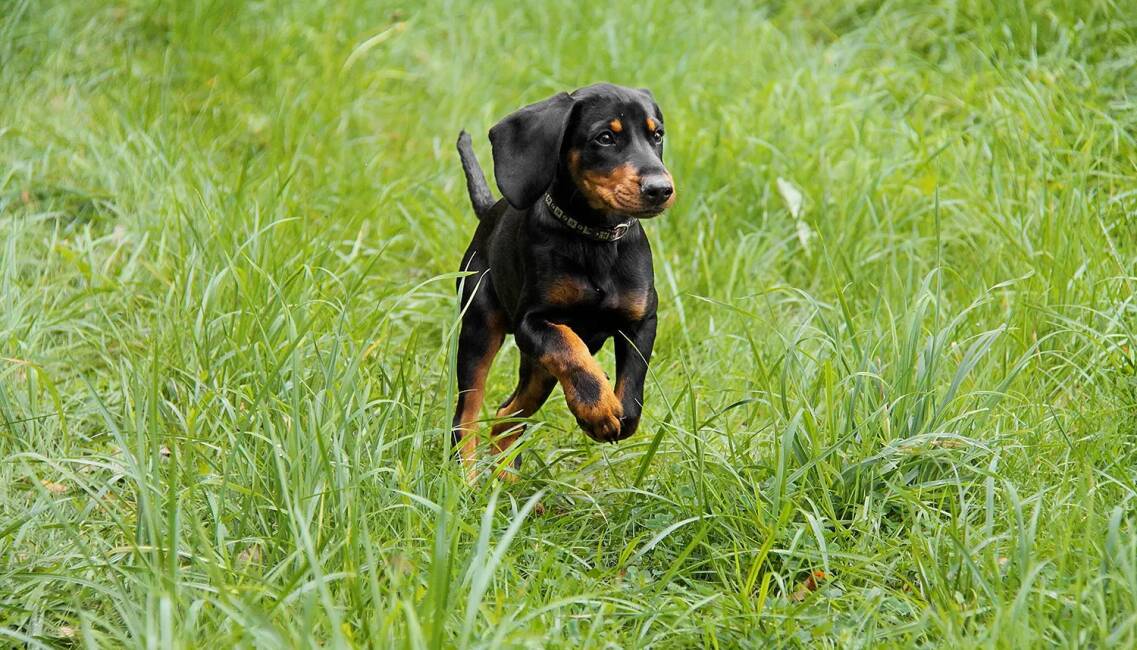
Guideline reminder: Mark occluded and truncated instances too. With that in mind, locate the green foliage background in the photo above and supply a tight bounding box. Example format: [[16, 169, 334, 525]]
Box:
[[1, 0, 1135, 647]]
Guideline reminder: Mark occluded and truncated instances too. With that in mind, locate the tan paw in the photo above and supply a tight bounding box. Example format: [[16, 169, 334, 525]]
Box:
[[570, 387, 624, 442]]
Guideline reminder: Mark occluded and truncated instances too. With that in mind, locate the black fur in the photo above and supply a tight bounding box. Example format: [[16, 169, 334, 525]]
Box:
[[452, 83, 675, 476]]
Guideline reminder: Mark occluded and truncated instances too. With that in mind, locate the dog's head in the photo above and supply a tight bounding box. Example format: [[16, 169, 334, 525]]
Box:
[[488, 83, 674, 217]]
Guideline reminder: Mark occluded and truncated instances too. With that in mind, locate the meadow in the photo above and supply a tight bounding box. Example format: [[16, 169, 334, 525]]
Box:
[[2, 0, 1136, 647]]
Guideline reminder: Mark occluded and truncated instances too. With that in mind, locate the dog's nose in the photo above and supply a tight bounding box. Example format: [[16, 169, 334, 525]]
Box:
[[640, 176, 674, 204]]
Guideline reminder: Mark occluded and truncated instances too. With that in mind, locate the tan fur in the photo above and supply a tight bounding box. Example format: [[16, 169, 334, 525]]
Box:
[[574, 163, 642, 212], [621, 291, 649, 321], [540, 323, 622, 440], [546, 277, 587, 305], [453, 322, 504, 483]]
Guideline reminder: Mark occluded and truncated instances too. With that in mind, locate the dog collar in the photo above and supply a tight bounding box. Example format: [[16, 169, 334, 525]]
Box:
[[543, 193, 634, 242]]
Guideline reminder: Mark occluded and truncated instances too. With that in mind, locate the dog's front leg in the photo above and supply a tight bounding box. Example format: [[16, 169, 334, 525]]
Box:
[[613, 313, 657, 440], [516, 313, 623, 442]]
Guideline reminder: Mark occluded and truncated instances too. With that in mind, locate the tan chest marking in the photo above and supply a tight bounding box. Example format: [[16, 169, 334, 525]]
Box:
[[546, 278, 589, 305], [620, 291, 650, 320], [547, 278, 649, 320]]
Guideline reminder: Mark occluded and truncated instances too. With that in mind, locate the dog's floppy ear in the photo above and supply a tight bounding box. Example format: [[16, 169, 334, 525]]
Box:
[[489, 92, 576, 209]]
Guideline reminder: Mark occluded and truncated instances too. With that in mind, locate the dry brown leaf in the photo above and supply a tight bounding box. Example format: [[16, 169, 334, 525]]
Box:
[[790, 570, 827, 602], [41, 480, 69, 495], [930, 438, 966, 449], [236, 545, 263, 565], [387, 553, 413, 577]]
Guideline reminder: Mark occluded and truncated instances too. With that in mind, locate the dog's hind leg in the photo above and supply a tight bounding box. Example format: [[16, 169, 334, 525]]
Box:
[[451, 293, 505, 484], [490, 354, 557, 477]]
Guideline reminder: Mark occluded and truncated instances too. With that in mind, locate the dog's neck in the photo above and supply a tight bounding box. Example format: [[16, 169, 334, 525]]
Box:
[[545, 174, 632, 229], [539, 193, 634, 242]]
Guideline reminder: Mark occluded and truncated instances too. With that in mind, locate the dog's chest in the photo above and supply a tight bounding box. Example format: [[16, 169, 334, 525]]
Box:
[[536, 236, 653, 321], [544, 271, 648, 320]]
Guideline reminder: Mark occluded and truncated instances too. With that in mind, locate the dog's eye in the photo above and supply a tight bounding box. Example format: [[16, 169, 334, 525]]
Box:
[[594, 131, 616, 146], [652, 130, 664, 144]]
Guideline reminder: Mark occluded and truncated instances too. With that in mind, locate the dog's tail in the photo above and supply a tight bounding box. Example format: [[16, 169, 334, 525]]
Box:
[[457, 130, 495, 220]]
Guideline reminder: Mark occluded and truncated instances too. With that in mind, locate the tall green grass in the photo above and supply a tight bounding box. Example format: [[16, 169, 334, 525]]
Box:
[[1, 0, 1135, 646]]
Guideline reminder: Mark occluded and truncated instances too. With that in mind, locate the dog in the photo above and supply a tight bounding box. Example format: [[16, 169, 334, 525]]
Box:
[[452, 83, 675, 482]]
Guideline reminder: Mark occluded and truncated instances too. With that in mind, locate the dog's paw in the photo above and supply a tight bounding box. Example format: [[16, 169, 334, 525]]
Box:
[[571, 388, 624, 442], [615, 414, 641, 440], [576, 412, 621, 442]]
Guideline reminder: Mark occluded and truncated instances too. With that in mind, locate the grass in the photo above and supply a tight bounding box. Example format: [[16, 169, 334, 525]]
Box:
[[1, 0, 1135, 646]]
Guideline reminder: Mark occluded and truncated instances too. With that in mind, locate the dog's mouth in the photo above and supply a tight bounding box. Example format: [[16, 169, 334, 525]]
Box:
[[623, 196, 675, 218], [576, 175, 676, 218], [567, 153, 675, 218], [609, 192, 675, 218], [621, 206, 665, 218]]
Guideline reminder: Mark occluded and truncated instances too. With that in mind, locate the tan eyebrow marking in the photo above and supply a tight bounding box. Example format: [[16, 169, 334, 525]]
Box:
[[609, 119, 623, 132], [646, 117, 657, 131]]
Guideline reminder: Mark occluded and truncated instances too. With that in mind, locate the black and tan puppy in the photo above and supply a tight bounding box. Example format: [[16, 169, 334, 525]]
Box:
[[452, 83, 675, 482]]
